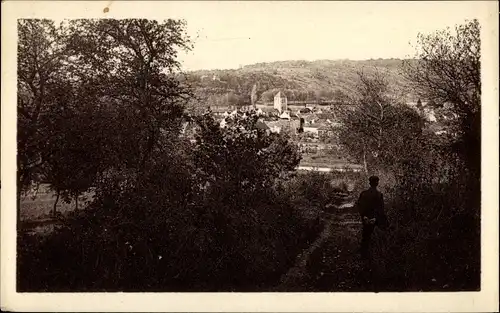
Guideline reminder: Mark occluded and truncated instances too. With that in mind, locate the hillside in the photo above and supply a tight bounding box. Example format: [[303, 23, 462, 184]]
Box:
[[183, 59, 417, 111]]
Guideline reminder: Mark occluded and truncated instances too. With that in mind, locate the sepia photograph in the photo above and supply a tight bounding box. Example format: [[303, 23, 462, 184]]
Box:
[[1, 1, 499, 312]]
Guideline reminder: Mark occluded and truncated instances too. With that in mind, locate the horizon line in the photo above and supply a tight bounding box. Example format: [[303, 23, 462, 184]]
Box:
[[181, 57, 415, 72]]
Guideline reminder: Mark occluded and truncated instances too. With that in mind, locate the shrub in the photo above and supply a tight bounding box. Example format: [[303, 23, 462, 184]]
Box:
[[17, 111, 323, 292], [371, 151, 480, 291]]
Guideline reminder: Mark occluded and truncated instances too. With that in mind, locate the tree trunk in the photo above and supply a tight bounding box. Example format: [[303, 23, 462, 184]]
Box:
[[362, 144, 369, 177], [52, 190, 60, 217], [17, 186, 22, 226], [17, 171, 25, 226], [75, 195, 79, 210]]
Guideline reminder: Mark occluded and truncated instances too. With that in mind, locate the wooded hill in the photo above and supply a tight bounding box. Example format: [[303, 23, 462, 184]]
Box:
[[183, 59, 418, 111]]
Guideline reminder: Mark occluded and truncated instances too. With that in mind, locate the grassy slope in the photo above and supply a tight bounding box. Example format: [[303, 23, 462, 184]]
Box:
[[184, 59, 416, 110]]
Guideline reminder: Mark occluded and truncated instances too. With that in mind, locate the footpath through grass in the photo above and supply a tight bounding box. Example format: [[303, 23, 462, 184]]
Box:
[[277, 202, 400, 292]]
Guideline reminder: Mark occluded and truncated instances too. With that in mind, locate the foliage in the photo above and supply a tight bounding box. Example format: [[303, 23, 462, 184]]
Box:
[[286, 172, 349, 208], [17, 17, 482, 292], [64, 19, 193, 171], [17, 19, 194, 216], [336, 20, 481, 291], [387, 19, 481, 289], [192, 111, 301, 199], [186, 59, 414, 109], [337, 70, 427, 178], [17, 19, 69, 218], [402, 19, 481, 191], [18, 82, 316, 291]]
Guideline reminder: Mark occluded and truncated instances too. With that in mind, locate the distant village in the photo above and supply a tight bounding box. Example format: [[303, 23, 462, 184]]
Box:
[[212, 91, 346, 139], [183, 91, 363, 173], [182, 90, 448, 173]]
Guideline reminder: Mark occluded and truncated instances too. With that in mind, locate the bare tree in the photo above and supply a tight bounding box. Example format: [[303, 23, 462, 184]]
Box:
[[337, 69, 425, 178]]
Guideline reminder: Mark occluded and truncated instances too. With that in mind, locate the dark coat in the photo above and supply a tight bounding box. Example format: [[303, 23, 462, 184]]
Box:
[[357, 187, 388, 228]]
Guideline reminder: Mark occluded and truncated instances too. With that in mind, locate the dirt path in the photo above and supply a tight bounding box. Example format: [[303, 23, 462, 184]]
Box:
[[274, 202, 367, 291], [273, 211, 337, 291], [308, 210, 369, 292], [274, 201, 389, 292]]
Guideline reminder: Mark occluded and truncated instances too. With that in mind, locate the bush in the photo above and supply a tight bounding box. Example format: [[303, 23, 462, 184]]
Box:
[[18, 111, 323, 292], [371, 153, 480, 291], [18, 180, 322, 291], [286, 171, 360, 210]]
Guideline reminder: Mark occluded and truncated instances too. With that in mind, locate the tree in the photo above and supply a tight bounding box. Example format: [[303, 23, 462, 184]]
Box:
[[250, 83, 258, 107], [416, 98, 423, 109], [17, 19, 69, 222], [337, 70, 426, 178], [65, 19, 193, 174], [333, 89, 350, 104], [43, 102, 107, 215], [17, 19, 194, 220], [402, 19, 481, 190], [193, 111, 300, 201], [260, 89, 276, 103]]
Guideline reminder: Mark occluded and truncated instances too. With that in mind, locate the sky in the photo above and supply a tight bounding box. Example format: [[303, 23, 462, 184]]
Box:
[[163, 1, 487, 71], [27, 1, 491, 71]]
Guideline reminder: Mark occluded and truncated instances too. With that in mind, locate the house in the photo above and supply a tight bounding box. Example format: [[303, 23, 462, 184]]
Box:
[[303, 123, 320, 135], [210, 105, 234, 116], [255, 120, 270, 131], [422, 107, 437, 122], [264, 119, 300, 135], [265, 121, 282, 133], [219, 118, 227, 128], [316, 113, 335, 121], [274, 91, 288, 113], [318, 125, 333, 137], [279, 111, 291, 120], [303, 114, 319, 125]]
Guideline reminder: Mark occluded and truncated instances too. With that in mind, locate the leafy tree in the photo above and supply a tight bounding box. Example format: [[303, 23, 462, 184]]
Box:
[[17, 19, 69, 221], [17, 19, 194, 220], [43, 100, 107, 215], [402, 19, 481, 191], [295, 90, 309, 102], [65, 19, 193, 173], [333, 89, 350, 104], [260, 89, 277, 103], [396, 21, 481, 287], [226, 91, 249, 107], [314, 88, 333, 102], [193, 111, 301, 200], [18, 109, 314, 291]]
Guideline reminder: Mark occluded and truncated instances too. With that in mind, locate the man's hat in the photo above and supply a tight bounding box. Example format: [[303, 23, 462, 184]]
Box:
[[369, 176, 379, 185]]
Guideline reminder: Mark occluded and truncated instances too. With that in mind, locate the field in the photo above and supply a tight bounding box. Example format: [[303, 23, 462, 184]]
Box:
[[20, 184, 94, 222], [300, 154, 361, 168]]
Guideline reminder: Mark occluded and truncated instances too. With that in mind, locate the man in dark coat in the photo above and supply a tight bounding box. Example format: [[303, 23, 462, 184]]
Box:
[[356, 176, 388, 258]]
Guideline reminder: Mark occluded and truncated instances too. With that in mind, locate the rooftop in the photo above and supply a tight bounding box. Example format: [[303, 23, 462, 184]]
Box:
[[304, 123, 321, 128]]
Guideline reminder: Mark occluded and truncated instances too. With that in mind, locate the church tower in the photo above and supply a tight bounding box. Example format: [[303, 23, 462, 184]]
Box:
[[273, 91, 288, 113]]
